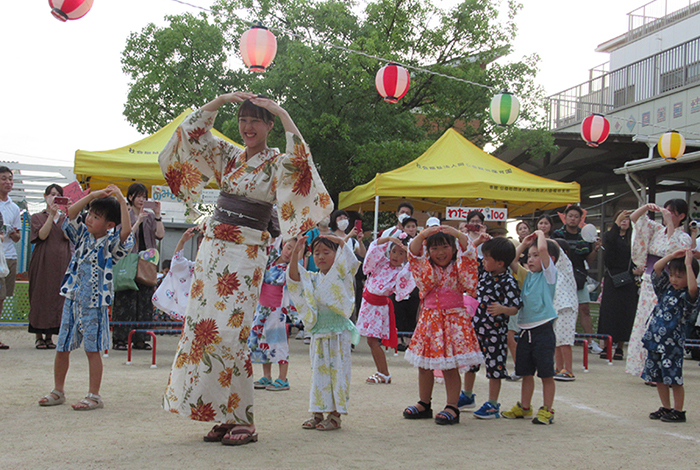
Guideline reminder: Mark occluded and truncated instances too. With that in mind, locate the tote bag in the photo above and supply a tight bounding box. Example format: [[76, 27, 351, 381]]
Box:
[[113, 253, 139, 291]]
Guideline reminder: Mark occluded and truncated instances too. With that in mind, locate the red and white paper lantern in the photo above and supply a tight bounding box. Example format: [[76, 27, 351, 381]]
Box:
[[49, 0, 94, 22], [239, 25, 277, 73], [580, 113, 610, 147], [375, 63, 410, 103]]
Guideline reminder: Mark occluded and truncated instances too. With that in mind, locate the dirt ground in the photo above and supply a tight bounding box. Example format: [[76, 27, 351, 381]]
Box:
[[1, 325, 699, 470]]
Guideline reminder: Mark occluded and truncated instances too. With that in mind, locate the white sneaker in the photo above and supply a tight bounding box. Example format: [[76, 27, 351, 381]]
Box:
[[295, 330, 305, 340], [589, 342, 603, 354]]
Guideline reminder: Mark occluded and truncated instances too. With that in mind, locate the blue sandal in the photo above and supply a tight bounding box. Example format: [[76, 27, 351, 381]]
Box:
[[435, 405, 460, 425], [253, 377, 272, 389], [403, 400, 433, 419], [266, 378, 290, 391]]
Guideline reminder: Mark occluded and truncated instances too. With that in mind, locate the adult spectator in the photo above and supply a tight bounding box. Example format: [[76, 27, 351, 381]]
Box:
[[626, 200, 691, 377], [551, 205, 602, 352], [111, 183, 164, 350], [28, 184, 72, 349], [460, 210, 486, 257], [597, 210, 641, 361], [329, 209, 366, 258], [0, 166, 21, 350], [380, 202, 414, 238], [515, 220, 532, 266]]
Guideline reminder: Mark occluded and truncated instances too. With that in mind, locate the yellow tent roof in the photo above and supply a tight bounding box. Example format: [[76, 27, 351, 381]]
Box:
[[339, 128, 580, 217], [74, 108, 243, 192]]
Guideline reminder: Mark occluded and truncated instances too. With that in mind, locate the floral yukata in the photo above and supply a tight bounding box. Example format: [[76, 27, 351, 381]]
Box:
[[641, 271, 699, 385], [247, 246, 298, 365], [287, 243, 360, 415], [356, 240, 415, 341], [626, 217, 690, 376], [405, 241, 484, 372], [160, 109, 332, 424]]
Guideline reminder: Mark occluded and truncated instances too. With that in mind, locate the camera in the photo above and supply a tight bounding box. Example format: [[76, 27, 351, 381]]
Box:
[[691, 220, 699, 229]]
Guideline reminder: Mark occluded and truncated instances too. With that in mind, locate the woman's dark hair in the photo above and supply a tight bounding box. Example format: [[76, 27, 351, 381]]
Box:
[[425, 232, 458, 263], [88, 197, 121, 225], [238, 96, 275, 124], [44, 184, 63, 196], [126, 182, 148, 205], [609, 209, 633, 236], [310, 236, 339, 253], [552, 238, 570, 257], [536, 214, 554, 237], [664, 198, 688, 225], [329, 209, 349, 232], [466, 210, 485, 223]]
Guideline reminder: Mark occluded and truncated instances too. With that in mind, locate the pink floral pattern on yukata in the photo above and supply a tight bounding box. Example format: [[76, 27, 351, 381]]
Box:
[[404, 242, 483, 372], [626, 217, 690, 376], [356, 241, 415, 339]]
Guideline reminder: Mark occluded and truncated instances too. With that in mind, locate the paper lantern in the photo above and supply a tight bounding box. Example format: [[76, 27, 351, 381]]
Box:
[[239, 24, 277, 73], [375, 63, 410, 103], [490, 91, 520, 126], [49, 0, 94, 22], [658, 130, 686, 162], [580, 113, 610, 147]]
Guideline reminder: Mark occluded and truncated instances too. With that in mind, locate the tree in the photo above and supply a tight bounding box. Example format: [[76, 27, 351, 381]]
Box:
[[121, 0, 546, 197]]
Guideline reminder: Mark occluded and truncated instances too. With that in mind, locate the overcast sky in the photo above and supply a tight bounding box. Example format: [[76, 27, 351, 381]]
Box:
[[0, 0, 646, 169]]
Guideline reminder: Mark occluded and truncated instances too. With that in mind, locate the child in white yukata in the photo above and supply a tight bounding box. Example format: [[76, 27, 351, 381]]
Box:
[[287, 234, 360, 431], [357, 234, 415, 385], [152, 227, 198, 321], [38, 185, 133, 411], [248, 238, 298, 391]]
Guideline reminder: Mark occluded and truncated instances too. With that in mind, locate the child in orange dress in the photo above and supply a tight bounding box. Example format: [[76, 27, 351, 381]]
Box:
[[402, 225, 485, 425]]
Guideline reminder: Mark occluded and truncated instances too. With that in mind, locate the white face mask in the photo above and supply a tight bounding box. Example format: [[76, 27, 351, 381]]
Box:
[[398, 213, 409, 223], [337, 219, 349, 231]]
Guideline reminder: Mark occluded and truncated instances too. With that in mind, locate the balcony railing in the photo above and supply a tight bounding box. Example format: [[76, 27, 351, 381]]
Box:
[[547, 36, 700, 130]]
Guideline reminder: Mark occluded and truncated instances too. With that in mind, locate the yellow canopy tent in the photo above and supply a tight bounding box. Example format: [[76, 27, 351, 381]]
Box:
[[339, 128, 580, 218], [74, 108, 243, 192]]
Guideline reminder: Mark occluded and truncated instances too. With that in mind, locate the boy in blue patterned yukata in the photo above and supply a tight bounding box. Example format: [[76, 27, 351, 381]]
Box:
[[38, 185, 133, 411], [642, 249, 699, 423]]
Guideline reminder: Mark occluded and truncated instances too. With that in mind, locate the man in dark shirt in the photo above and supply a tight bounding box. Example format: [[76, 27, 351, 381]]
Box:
[[552, 205, 601, 348]]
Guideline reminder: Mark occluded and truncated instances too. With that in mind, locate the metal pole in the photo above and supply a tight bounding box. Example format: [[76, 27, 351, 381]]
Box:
[[373, 195, 379, 241]]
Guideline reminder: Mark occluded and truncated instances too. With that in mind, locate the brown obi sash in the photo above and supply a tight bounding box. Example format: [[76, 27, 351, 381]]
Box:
[[212, 192, 280, 237]]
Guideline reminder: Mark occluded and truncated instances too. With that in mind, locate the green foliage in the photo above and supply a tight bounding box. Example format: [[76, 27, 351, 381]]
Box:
[[121, 0, 548, 197]]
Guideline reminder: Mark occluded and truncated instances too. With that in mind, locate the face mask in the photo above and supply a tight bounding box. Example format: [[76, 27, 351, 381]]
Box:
[[337, 219, 349, 231], [398, 213, 409, 223]]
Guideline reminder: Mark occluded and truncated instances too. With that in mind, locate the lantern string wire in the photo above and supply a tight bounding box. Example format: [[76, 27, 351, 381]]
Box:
[[169, 0, 497, 90]]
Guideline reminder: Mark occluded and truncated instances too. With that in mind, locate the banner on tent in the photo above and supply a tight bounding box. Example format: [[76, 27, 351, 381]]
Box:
[[446, 207, 508, 221]]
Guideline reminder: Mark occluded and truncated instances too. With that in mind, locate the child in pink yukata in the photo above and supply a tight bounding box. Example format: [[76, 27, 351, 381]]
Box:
[[357, 233, 415, 385]]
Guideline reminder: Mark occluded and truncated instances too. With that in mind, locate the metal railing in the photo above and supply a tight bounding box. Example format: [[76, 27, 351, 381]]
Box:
[[628, 0, 700, 40], [547, 36, 700, 129]]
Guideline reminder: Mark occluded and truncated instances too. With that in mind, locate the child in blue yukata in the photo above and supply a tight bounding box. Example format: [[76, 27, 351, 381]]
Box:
[[502, 230, 559, 425], [38, 185, 134, 411], [643, 249, 699, 423], [460, 237, 522, 418]]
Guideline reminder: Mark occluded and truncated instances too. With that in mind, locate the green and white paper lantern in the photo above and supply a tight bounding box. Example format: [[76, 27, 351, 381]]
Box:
[[490, 91, 520, 126]]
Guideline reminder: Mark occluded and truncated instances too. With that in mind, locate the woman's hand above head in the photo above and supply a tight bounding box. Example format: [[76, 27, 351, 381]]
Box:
[[615, 210, 632, 227], [321, 233, 345, 247], [201, 92, 256, 112], [249, 95, 303, 139]]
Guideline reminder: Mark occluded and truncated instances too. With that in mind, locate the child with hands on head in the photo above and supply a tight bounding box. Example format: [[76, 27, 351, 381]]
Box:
[[248, 237, 299, 392], [38, 185, 134, 411], [642, 249, 699, 423], [461, 237, 522, 419], [287, 233, 360, 431], [402, 224, 484, 426], [357, 234, 416, 385], [503, 230, 559, 425]]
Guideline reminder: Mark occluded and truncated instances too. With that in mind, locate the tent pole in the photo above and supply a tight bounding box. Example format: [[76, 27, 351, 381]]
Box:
[[373, 196, 379, 241]]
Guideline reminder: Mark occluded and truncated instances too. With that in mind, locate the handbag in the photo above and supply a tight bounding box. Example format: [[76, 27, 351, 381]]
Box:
[[113, 253, 139, 291], [136, 257, 158, 287], [608, 259, 634, 289]]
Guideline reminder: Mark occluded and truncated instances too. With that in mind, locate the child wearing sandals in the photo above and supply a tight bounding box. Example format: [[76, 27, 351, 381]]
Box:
[[642, 249, 698, 423], [249, 237, 298, 392], [38, 186, 133, 410], [503, 230, 559, 425], [287, 234, 360, 431], [402, 225, 484, 426], [358, 234, 416, 385]]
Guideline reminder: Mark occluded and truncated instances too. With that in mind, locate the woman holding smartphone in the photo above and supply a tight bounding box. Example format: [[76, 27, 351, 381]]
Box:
[[111, 182, 164, 350], [28, 184, 72, 349]]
